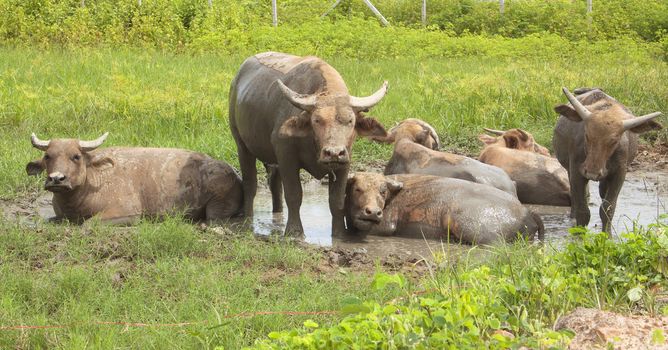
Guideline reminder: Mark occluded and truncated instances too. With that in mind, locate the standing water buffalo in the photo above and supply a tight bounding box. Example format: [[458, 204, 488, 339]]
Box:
[[382, 119, 517, 196], [478, 128, 570, 206], [229, 52, 388, 236], [26, 133, 243, 223], [345, 173, 544, 244], [553, 87, 663, 233]]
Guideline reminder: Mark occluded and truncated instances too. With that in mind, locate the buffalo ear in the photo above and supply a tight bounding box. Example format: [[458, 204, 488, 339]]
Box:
[[356, 117, 387, 138], [478, 134, 497, 145], [26, 159, 44, 176], [278, 112, 311, 138], [89, 154, 114, 171], [628, 120, 663, 134], [534, 144, 551, 156], [503, 134, 520, 149], [554, 104, 582, 122]]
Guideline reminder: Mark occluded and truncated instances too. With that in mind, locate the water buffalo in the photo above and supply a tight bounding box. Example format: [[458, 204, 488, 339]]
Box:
[[229, 52, 388, 236], [478, 128, 570, 206], [480, 127, 550, 156], [553, 87, 663, 233], [382, 119, 517, 196], [26, 133, 243, 223], [345, 172, 544, 244]]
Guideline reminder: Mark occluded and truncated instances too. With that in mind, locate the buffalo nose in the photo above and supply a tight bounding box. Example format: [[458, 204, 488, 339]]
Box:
[[322, 147, 348, 161], [363, 206, 382, 219], [48, 172, 66, 183]]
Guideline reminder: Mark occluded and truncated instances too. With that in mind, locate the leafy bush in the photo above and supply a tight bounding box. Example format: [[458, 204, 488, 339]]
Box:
[[248, 220, 668, 349]]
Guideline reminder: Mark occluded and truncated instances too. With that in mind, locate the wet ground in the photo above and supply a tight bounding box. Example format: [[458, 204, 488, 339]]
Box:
[[3, 169, 666, 260]]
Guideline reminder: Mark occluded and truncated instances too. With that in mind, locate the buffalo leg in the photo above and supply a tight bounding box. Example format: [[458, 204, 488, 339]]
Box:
[[279, 160, 304, 237], [328, 167, 348, 236], [598, 170, 625, 236], [569, 167, 591, 227], [264, 164, 283, 213], [236, 142, 257, 218]]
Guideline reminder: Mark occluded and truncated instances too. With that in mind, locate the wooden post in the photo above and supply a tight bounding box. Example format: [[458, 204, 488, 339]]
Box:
[[499, 0, 504, 15], [421, 0, 427, 27], [362, 0, 389, 26], [272, 0, 278, 27]]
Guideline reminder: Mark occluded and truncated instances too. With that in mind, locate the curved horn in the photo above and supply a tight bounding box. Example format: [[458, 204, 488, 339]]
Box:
[[79, 132, 109, 152], [31, 133, 50, 151], [622, 112, 662, 131], [483, 127, 505, 136], [350, 81, 389, 112], [276, 80, 317, 111], [562, 87, 592, 120]]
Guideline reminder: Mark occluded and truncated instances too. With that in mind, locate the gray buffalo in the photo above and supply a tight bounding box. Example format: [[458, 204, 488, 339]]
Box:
[[26, 133, 243, 223], [382, 119, 517, 196], [553, 87, 662, 233], [345, 172, 544, 244], [478, 128, 570, 206], [229, 52, 388, 236]]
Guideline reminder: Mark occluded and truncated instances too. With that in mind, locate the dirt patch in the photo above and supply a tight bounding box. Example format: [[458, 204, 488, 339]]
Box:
[[555, 307, 668, 349], [629, 142, 668, 172]]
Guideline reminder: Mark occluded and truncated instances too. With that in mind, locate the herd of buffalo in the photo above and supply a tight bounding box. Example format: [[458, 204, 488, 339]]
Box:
[[26, 52, 664, 245]]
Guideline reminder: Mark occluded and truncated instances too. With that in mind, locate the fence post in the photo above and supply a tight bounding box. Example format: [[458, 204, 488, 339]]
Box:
[[361, 0, 389, 26], [138, 0, 142, 6], [208, 0, 212, 8], [499, 0, 504, 15], [272, 0, 278, 27], [421, 0, 427, 27], [586, 0, 592, 13], [80, 0, 85, 7]]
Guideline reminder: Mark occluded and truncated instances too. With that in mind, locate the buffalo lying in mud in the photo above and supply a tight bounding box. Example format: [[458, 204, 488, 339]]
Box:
[[478, 128, 570, 206], [381, 119, 517, 196], [26, 133, 243, 223], [553, 87, 662, 233], [345, 172, 544, 245], [229, 52, 388, 236]]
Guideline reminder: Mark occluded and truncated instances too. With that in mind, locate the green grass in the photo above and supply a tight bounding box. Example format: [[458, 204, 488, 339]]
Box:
[[0, 217, 400, 349], [1, 45, 666, 198]]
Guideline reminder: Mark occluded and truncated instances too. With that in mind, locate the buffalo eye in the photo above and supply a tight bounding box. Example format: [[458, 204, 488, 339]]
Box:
[[380, 188, 387, 196], [44, 154, 51, 160], [71, 154, 81, 162]]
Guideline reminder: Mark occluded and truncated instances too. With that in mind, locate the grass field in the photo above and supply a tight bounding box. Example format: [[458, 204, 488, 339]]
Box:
[[0, 41, 667, 348]]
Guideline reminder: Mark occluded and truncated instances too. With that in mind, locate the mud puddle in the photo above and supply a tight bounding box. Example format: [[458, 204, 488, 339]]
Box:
[[5, 170, 666, 260]]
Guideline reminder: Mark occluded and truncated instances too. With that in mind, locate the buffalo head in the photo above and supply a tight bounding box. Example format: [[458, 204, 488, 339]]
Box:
[[277, 80, 389, 169], [555, 87, 662, 181], [26, 132, 112, 192], [479, 128, 550, 156], [380, 118, 441, 150], [345, 172, 403, 231]]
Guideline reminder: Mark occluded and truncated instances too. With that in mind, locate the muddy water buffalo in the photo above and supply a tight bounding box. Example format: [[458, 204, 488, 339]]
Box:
[[480, 127, 550, 156], [382, 119, 517, 196], [26, 133, 243, 223], [478, 128, 570, 206], [229, 52, 388, 236], [553, 87, 663, 233], [345, 173, 544, 244]]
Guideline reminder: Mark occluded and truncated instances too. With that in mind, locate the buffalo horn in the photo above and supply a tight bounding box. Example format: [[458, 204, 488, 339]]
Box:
[[622, 112, 662, 131], [31, 133, 50, 151], [277, 80, 317, 111], [562, 87, 592, 120], [350, 81, 389, 112], [483, 127, 505, 136], [79, 132, 109, 152]]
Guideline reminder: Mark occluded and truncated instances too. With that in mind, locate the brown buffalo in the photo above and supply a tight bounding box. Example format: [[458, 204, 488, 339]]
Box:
[[345, 173, 544, 244], [480, 128, 550, 156], [229, 52, 388, 236], [478, 128, 570, 206], [553, 87, 662, 233], [382, 119, 517, 196], [26, 133, 243, 223]]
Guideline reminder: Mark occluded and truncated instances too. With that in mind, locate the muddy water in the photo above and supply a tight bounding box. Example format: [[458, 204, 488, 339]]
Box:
[[247, 170, 667, 257], [14, 170, 668, 259]]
